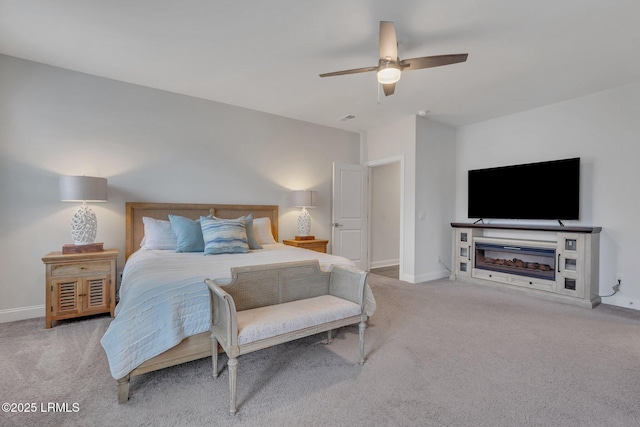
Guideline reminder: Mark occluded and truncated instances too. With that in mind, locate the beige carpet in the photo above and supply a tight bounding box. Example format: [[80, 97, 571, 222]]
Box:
[[1, 275, 640, 426]]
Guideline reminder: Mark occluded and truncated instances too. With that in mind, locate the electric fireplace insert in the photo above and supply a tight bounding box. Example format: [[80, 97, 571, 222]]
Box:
[[474, 242, 556, 281]]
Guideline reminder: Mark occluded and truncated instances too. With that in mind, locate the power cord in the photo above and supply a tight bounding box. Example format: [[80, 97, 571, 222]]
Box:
[[600, 279, 621, 298], [438, 258, 452, 273]]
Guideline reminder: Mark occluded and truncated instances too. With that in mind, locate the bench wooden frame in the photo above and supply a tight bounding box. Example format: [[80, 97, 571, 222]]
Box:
[[205, 260, 368, 414]]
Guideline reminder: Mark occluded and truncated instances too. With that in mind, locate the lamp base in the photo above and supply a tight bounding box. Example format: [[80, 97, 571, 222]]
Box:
[[62, 243, 104, 254], [70, 204, 99, 245], [294, 235, 315, 241]]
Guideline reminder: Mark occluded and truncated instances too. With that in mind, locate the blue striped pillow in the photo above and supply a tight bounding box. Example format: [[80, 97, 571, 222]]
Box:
[[201, 217, 249, 255], [211, 214, 261, 249]]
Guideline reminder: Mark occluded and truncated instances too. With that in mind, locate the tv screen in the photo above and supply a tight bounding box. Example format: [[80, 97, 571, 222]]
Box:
[[468, 158, 580, 220]]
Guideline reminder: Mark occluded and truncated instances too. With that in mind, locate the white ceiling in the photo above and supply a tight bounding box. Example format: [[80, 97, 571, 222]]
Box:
[[1, 0, 639, 132]]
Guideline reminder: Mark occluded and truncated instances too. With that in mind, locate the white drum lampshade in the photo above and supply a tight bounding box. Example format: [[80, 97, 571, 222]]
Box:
[[290, 190, 317, 238], [60, 176, 108, 245]]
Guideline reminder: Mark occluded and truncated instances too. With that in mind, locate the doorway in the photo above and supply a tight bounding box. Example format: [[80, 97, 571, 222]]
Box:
[[368, 157, 403, 279]]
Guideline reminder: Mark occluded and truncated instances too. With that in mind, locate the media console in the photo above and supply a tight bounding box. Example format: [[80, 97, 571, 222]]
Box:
[[450, 223, 601, 308]]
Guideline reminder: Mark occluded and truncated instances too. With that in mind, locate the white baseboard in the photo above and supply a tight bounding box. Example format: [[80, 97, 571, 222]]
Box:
[[601, 294, 640, 311], [370, 259, 400, 269], [402, 269, 450, 284], [0, 305, 45, 324]]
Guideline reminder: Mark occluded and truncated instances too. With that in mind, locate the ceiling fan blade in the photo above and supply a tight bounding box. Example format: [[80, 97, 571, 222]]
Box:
[[382, 83, 396, 96], [319, 66, 378, 77], [379, 21, 397, 60], [399, 53, 468, 71]]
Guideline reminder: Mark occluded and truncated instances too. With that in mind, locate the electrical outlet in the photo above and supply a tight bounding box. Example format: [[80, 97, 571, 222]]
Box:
[[613, 279, 621, 292]]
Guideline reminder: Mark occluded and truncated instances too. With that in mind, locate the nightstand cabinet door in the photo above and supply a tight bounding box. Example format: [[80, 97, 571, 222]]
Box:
[[50, 278, 81, 317], [48, 273, 113, 322], [50, 275, 111, 319], [83, 275, 111, 313]]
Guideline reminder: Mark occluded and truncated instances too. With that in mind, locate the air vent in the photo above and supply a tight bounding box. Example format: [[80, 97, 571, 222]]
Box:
[[338, 114, 356, 122]]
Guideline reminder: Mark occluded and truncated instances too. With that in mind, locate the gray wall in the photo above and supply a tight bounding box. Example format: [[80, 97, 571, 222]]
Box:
[[0, 54, 360, 321], [415, 117, 456, 281], [364, 116, 417, 282], [370, 161, 400, 268], [364, 115, 455, 283]]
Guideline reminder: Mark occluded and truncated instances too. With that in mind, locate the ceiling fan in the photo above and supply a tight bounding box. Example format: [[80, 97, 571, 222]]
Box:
[[320, 21, 468, 96]]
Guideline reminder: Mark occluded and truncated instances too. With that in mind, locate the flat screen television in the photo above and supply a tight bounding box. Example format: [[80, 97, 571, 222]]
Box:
[[467, 157, 580, 220]]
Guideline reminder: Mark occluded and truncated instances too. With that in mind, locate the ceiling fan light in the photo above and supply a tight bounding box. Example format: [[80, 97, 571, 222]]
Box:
[[377, 65, 401, 84]]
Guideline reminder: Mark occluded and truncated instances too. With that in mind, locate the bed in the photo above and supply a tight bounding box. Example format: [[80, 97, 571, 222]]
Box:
[[100, 202, 375, 402]]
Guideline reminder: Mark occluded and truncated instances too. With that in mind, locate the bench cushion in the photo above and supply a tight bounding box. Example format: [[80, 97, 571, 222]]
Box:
[[236, 295, 361, 345]]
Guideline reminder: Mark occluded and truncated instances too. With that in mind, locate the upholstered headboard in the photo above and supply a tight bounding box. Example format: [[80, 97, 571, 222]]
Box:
[[125, 202, 279, 260]]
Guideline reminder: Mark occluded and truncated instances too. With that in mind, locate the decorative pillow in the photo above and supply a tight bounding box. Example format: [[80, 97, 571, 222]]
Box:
[[140, 217, 177, 250], [211, 214, 262, 250], [168, 214, 210, 253], [201, 217, 250, 255], [244, 214, 262, 250], [252, 217, 276, 244]]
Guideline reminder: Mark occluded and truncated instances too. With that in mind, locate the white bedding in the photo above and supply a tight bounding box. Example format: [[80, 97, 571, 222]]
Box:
[[100, 243, 376, 379]]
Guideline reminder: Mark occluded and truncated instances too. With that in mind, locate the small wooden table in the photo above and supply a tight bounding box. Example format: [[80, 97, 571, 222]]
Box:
[[282, 239, 329, 253], [42, 249, 118, 328]]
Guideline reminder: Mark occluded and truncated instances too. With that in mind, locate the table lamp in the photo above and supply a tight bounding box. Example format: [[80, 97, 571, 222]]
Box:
[[59, 175, 107, 253], [290, 190, 317, 240]]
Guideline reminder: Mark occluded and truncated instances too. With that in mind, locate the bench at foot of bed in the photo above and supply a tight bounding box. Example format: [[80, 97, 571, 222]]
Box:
[[205, 259, 369, 415]]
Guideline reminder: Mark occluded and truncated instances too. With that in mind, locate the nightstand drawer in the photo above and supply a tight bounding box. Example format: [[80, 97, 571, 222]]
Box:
[[51, 261, 112, 276], [301, 243, 326, 252], [282, 239, 328, 253]]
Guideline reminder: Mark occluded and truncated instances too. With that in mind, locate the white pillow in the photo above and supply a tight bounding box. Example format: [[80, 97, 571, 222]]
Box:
[[140, 217, 177, 250], [252, 217, 276, 244]]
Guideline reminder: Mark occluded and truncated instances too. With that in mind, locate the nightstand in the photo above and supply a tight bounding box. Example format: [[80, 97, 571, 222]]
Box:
[[282, 239, 329, 253], [42, 249, 118, 328]]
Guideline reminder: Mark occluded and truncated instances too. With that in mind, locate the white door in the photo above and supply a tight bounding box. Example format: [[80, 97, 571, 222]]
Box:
[[332, 162, 368, 270]]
